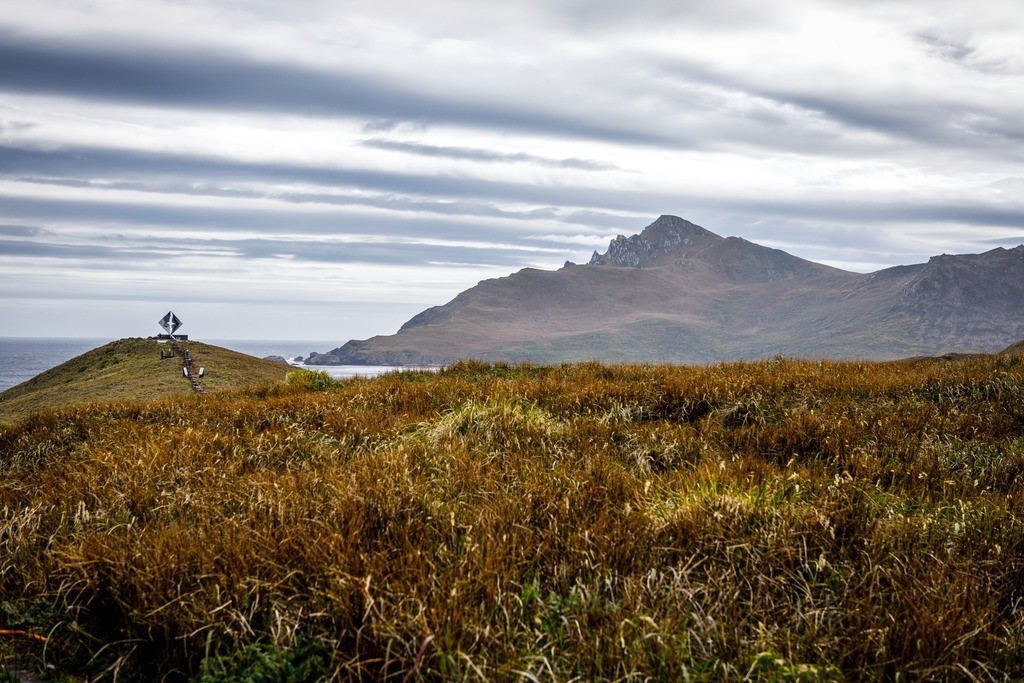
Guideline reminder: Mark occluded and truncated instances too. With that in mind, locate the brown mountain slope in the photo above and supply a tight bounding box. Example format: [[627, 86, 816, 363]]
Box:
[[314, 216, 1024, 365], [892, 248, 1024, 350], [1001, 339, 1024, 356]]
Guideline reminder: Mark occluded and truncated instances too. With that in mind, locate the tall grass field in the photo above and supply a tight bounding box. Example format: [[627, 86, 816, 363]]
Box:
[[2, 356, 1023, 680]]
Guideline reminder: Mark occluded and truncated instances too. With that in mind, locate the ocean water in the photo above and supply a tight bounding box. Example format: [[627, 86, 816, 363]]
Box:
[[0, 337, 407, 393], [0, 337, 115, 392], [207, 339, 414, 380]]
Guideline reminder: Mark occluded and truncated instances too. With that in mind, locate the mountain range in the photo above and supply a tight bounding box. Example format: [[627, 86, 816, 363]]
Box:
[[309, 215, 1024, 365]]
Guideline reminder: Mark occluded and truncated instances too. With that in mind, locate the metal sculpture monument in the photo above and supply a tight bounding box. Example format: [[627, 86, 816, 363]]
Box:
[[158, 311, 182, 338]]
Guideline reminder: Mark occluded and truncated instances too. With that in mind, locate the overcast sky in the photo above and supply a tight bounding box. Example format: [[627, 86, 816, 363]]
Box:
[[1, 0, 1023, 341]]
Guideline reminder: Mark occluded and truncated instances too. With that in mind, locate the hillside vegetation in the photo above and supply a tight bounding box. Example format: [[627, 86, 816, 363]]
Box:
[[1, 354, 1024, 680], [0, 338, 291, 423]]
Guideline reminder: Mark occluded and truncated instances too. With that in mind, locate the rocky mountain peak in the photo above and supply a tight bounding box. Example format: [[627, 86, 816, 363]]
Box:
[[587, 215, 721, 268]]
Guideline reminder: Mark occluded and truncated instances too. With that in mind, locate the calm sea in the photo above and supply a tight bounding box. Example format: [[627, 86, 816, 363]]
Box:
[[0, 337, 114, 392], [0, 337, 403, 392]]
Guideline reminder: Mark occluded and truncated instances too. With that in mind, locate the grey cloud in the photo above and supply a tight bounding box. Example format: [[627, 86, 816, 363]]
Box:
[[0, 233, 560, 269], [6, 180, 1024, 261], [0, 35, 671, 146], [226, 238, 550, 267], [758, 89, 1024, 150], [648, 63, 893, 155], [557, 211, 652, 229], [0, 284, 426, 309], [11, 171, 645, 233], [15, 175, 567, 224], [0, 120, 36, 135], [656, 57, 1024, 155], [15, 177, 264, 199], [0, 223, 46, 237], [966, 116, 1024, 144], [0, 193, 549, 247], [987, 178, 1024, 191], [361, 119, 403, 133], [706, 199, 1024, 231], [551, 0, 785, 31], [0, 143, 667, 215], [0, 238, 177, 261], [361, 139, 618, 170], [3, 142, 1023, 287], [983, 235, 1024, 245], [915, 31, 976, 64], [722, 217, 937, 268], [4, 143, 1024, 232], [913, 30, 1016, 76]]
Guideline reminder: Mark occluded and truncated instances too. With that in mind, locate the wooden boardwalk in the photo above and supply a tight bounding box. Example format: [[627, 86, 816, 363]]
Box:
[[171, 338, 205, 393]]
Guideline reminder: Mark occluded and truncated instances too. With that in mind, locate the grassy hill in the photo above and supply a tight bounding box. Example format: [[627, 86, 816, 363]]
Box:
[[2, 352, 1023, 680], [0, 337, 291, 423]]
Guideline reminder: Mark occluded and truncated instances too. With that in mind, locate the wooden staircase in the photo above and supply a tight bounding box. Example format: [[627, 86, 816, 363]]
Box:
[[171, 338, 205, 393]]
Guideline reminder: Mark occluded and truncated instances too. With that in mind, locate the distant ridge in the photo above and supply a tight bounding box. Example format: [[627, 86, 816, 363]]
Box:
[[0, 338, 291, 423], [308, 216, 1024, 366]]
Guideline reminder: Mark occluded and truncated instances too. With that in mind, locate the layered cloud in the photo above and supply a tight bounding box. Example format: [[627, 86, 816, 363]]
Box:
[[1, 0, 1023, 339]]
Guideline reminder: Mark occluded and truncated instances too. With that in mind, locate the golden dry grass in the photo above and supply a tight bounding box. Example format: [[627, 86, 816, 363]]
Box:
[[1, 356, 1023, 680]]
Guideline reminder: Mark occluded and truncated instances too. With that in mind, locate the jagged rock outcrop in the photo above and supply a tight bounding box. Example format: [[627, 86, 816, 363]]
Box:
[[303, 351, 343, 366], [263, 355, 289, 365], [587, 215, 717, 268], [306, 216, 1024, 366]]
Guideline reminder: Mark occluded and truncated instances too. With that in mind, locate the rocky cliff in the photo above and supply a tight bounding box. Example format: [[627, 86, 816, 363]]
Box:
[[587, 215, 719, 268]]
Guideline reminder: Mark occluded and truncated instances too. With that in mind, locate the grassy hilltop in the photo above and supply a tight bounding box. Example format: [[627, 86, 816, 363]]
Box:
[[1, 350, 1024, 680], [0, 338, 291, 423]]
